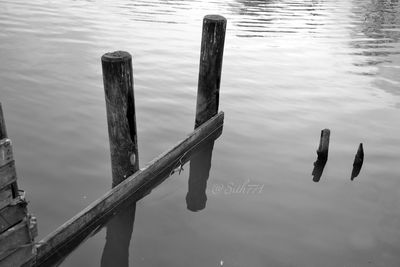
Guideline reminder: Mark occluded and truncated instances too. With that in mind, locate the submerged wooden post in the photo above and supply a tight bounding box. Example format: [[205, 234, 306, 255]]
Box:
[[351, 143, 364, 181], [102, 51, 139, 186], [316, 129, 330, 161], [195, 15, 226, 128]]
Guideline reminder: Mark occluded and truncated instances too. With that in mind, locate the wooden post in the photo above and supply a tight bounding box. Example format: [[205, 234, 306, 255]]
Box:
[[0, 104, 18, 197], [195, 15, 226, 128], [351, 143, 364, 181], [0, 103, 7, 140], [102, 51, 139, 186], [316, 129, 330, 161]]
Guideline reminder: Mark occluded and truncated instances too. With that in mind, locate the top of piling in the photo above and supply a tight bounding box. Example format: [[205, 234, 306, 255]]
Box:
[[102, 51, 132, 63], [204, 15, 226, 23]]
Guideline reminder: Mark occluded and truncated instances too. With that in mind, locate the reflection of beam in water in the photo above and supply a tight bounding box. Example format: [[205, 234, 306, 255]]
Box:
[[101, 203, 136, 267], [186, 141, 215, 212], [312, 158, 326, 183]]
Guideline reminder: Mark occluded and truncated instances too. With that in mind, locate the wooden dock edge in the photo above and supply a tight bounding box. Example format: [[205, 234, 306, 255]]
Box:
[[32, 111, 224, 266]]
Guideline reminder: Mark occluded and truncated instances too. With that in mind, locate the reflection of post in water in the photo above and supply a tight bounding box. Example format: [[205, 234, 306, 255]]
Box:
[[312, 129, 330, 183], [101, 203, 136, 267], [186, 140, 215, 212]]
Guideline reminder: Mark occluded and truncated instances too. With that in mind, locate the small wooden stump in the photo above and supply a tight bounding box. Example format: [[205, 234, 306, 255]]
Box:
[[312, 129, 330, 182], [351, 143, 364, 181], [316, 129, 330, 162]]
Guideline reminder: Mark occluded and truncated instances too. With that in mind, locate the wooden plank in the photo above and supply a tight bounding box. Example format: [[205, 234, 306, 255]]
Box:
[[0, 139, 13, 168], [0, 161, 17, 190], [0, 198, 27, 233], [1, 244, 35, 267], [0, 218, 33, 260], [34, 111, 224, 265], [0, 185, 13, 210]]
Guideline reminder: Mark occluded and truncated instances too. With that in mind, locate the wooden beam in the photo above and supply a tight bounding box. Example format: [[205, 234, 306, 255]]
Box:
[[34, 111, 224, 265]]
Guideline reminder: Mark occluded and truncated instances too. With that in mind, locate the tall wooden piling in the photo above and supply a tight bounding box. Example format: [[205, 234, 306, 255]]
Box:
[[195, 15, 226, 128], [102, 51, 139, 186]]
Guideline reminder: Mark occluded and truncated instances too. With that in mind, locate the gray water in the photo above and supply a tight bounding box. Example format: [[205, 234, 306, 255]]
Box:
[[1, 0, 400, 266]]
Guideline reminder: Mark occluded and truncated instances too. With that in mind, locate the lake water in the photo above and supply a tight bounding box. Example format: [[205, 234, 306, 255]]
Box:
[[1, 0, 400, 266]]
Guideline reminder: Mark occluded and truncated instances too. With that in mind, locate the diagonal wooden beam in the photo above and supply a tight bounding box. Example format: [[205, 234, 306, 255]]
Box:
[[33, 111, 224, 266]]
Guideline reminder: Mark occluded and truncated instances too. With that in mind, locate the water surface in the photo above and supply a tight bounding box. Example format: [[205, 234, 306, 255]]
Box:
[[1, 0, 400, 266]]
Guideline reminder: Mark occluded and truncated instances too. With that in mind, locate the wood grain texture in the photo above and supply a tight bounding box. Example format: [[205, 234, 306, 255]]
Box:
[[0, 161, 17, 190], [102, 51, 139, 186], [0, 106, 18, 197], [0, 218, 33, 260], [0, 199, 27, 233], [0, 139, 13, 168], [195, 15, 226, 128], [34, 111, 224, 266], [0, 185, 13, 210]]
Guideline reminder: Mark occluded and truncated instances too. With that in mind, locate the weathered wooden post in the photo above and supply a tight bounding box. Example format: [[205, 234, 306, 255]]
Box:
[[351, 143, 364, 180], [102, 51, 139, 186], [187, 15, 226, 210], [0, 103, 7, 140], [312, 129, 330, 182], [0, 104, 18, 197], [101, 51, 138, 266], [195, 15, 226, 128], [316, 129, 330, 162]]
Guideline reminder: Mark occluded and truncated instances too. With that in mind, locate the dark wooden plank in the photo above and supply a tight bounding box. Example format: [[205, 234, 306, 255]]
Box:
[[0, 185, 13, 210], [35, 111, 224, 265], [0, 139, 13, 168], [0, 138, 19, 198], [0, 244, 35, 267], [0, 198, 27, 233], [0, 218, 34, 260], [0, 161, 17, 190]]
